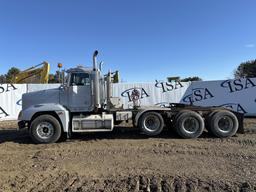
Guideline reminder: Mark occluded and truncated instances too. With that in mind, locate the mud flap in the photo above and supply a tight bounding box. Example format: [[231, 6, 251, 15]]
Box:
[[235, 112, 244, 134], [18, 121, 27, 130]]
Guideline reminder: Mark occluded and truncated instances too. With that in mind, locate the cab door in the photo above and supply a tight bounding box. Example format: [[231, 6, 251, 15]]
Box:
[[67, 72, 93, 112]]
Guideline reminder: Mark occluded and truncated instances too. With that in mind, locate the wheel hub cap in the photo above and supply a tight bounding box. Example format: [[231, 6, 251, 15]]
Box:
[[144, 115, 160, 132], [218, 116, 233, 132], [36, 122, 54, 139], [183, 117, 199, 134]]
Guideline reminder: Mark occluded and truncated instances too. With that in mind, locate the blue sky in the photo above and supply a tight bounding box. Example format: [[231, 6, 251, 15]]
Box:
[[0, 0, 255, 82]]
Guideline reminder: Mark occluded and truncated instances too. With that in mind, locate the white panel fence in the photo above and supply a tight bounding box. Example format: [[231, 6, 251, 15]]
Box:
[[0, 77, 256, 121]]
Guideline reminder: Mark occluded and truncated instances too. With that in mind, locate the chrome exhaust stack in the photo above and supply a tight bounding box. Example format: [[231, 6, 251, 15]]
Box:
[[106, 70, 112, 110], [93, 50, 98, 70], [93, 50, 101, 111]]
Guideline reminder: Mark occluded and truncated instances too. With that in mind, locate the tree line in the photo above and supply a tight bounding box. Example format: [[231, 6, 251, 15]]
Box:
[[0, 59, 256, 84]]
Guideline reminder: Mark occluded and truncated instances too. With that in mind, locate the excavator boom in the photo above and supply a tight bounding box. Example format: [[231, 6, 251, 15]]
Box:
[[12, 62, 50, 84]]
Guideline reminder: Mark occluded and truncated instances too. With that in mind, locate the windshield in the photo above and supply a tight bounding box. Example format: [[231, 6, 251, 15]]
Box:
[[70, 73, 90, 86]]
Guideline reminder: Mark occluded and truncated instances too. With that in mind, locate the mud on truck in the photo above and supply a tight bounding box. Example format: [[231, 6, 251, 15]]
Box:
[[18, 51, 244, 144]]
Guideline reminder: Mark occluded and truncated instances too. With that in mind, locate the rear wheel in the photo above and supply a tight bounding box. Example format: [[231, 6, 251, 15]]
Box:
[[30, 115, 62, 144], [175, 111, 204, 139], [208, 110, 238, 138], [139, 112, 164, 136]]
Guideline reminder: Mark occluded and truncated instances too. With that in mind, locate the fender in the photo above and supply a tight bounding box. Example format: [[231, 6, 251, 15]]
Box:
[[134, 107, 170, 127], [21, 103, 70, 132]]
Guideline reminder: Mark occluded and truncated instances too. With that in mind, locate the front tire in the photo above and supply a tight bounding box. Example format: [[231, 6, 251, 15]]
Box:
[[30, 115, 62, 144], [139, 112, 164, 136]]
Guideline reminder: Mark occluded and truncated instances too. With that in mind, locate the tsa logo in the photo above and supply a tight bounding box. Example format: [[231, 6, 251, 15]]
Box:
[[0, 84, 17, 94], [121, 88, 149, 102], [155, 81, 184, 93], [219, 103, 247, 114], [16, 99, 22, 106], [220, 78, 256, 93], [182, 88, 214, 104], [0, 106, 9, 118]]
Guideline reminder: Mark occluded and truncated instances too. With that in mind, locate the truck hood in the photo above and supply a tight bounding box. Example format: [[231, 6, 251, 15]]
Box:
[[22, 88, 60, 110]]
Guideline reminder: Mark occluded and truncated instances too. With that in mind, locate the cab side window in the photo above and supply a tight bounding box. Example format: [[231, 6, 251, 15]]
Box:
[[70, 73, 90, 86]]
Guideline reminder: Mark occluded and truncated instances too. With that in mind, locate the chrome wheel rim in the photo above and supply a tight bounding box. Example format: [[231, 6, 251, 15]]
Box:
[[143, 115, 161, 132], [182, 117, 200, 134], [217, 116, 233, 133], [36, 122, 54, 139]]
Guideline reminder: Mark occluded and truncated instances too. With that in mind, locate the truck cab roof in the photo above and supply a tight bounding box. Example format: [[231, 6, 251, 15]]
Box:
[[66, 66, 93, 74]]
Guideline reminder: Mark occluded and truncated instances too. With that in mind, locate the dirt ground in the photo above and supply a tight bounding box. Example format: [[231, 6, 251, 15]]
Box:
[[0, 119, 256, 192]]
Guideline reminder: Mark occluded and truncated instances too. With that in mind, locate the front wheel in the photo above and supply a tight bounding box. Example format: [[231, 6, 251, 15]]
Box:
[[139, 112, 164, 136], [30, 115, 62, 144]]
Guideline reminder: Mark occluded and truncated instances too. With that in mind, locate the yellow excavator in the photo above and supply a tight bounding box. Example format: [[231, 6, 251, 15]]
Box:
[[12, 62, 50, 84]]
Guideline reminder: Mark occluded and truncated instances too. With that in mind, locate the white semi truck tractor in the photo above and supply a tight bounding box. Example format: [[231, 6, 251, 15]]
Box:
[[18, 51, 244, 144]]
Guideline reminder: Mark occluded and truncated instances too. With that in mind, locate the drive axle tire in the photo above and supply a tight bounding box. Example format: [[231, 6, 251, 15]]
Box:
[[139, 112, 164, 136], [175, 111, 204, 139], [208, 110, 238, 138], [30, 115, 62, 144]]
